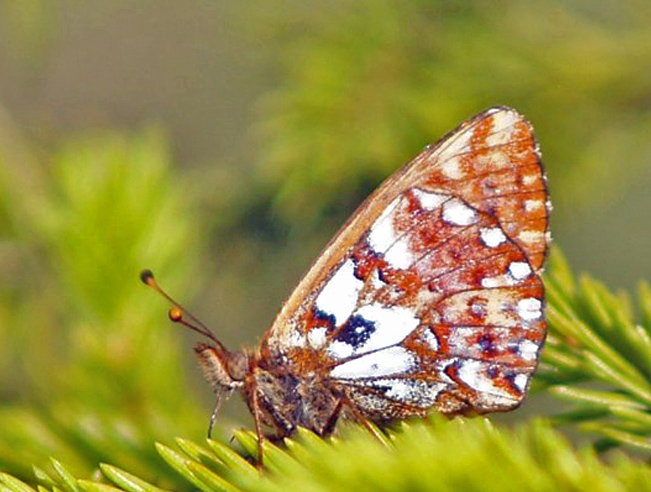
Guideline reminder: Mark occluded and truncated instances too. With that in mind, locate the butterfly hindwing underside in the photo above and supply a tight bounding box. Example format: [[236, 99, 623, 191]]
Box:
[[146, 106, 550, 457], [261, 106, 549, 423]]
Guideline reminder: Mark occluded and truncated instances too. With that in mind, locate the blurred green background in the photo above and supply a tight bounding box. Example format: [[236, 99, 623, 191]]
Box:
[[1, 0, 651, 481]]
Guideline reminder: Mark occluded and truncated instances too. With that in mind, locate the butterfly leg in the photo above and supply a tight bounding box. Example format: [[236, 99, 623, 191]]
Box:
[[250, 386, 266, 471], [317, 397, 344, 436], [207, 387, 231, 438]]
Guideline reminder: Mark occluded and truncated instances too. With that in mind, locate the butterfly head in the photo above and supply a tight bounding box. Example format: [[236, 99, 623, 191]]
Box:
[[194, 342, 247, 390]]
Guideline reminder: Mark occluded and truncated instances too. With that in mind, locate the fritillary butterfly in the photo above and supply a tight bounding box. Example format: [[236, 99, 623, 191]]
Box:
[[142, 105, 550, 463]]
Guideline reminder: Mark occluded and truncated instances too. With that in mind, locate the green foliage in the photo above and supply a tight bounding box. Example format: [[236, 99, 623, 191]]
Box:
[[2, 2, 651, 490], [4, 418, 651, 492], [538, 250, 651, 452], [0, 125, 209, 483], [252, 0, 651, 227]]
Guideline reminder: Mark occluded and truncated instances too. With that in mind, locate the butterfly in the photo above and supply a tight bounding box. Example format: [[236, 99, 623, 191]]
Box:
[[142, 105, 550, 464]]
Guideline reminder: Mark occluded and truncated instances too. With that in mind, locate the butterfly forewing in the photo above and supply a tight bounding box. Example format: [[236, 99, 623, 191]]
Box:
[[415, 108, 549, 271], [262, 106, 549, 421]]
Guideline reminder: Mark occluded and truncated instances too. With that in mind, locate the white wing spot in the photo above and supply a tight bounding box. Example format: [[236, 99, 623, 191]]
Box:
[[384, 379, 446, 407], [514, 373, 529, 392], [517, 298, 542, 321], [315, 259, 363, 325], [330, 346, 416, 379], [457, 360, 495, 393], [287, 330, 306, 348], [481, 277, 501, 288], [347, 378, 446, 407], [412, 188, 448, 211], [352, 304, 420, 355], [327, 340, 354, 359], [384, 239, 415, 269], [385, 380, 418, 402], [442, 198, 478, 226], [370, 269, 386, 289], [441, 158, 464, 179], [508, 261, 532, 281], [421, 328, 439, 351], [480, 227, 507, 248], [368, 197, 401, 254], [307, 327, 327, 349], [518, 339, 540, 361], [457, 360, 516, 401], [482, 262, 531, 288], [521, 174, 538, 186], [485, 111, 519, 146], [524, 199, 544, 212], [471, 300, 486, 317]]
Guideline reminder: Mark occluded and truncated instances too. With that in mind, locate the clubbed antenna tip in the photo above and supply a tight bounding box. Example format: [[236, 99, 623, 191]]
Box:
[[169, 306, 183, 322], [140, 269, 155, 286], [139, 268, 226, 349]]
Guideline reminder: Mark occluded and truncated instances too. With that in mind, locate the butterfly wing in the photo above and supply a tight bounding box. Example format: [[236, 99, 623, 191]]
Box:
[[262, 106, 549, 418]]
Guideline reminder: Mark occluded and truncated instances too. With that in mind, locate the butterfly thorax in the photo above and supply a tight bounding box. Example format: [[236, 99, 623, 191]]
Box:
[[242, 357, 342, 437]]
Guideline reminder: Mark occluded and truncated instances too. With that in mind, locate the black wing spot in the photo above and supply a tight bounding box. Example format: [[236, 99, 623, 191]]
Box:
[[335, 314, 376, 349], [314, 308, 337, 328]]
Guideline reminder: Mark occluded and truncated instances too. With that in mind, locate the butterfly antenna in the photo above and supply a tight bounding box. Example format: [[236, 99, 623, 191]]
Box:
[[140, 269, 227, 351]]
